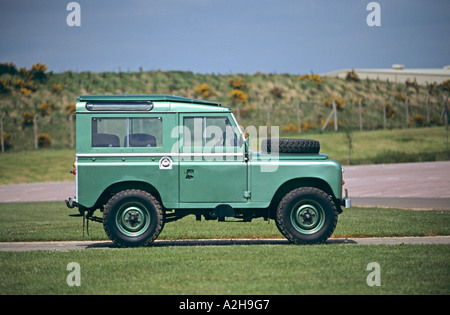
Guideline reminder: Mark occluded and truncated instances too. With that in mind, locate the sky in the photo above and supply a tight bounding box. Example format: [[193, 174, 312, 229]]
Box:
[[0, 0, 449, 74]]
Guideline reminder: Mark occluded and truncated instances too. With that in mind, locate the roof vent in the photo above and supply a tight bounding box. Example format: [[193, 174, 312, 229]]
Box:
[[392, 64, 404, 70]]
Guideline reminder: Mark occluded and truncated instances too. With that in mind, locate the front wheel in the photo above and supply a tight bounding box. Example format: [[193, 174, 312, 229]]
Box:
[[103, 189, 164, 247], [276, 187, 338, 244]]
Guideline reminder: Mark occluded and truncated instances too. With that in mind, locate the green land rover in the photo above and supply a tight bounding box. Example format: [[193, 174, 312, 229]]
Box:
[[66, 94, 351, 247]]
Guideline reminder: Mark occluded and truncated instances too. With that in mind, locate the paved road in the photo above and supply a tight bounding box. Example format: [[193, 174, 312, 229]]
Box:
[[1, 236, 449, 251], [343, 161, 450, 210], [0, 161, 450, 209]]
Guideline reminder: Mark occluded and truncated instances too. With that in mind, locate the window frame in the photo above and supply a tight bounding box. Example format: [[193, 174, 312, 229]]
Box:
[[91, 116, 163, 148]]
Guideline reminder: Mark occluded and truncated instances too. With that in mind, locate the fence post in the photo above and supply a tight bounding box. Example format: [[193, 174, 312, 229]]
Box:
[[444, 95, 449, 126], [358, 98, 363, 131], [33, 114, 38, 149], [0, 114, 4, 154], [333, 99, 338, 131], [297, 102, 301, 133], [405, 98, 410, 126]]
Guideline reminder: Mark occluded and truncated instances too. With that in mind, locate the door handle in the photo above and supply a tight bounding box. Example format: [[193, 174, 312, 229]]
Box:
[[184, 169, 194, 179]]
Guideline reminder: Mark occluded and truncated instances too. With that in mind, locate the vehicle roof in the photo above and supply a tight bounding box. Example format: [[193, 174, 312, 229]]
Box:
[[76, 94, 230, 113]]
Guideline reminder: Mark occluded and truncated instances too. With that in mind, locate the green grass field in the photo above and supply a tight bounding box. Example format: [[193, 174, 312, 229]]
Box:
[[0, 202, 449, 242], [1, 245, 448, 294], [0, 202, 449, 294]]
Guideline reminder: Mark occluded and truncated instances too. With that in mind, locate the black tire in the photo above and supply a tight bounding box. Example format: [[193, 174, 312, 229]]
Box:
[[276, 187, 338, 244], [261, 138, 320, 154], [103, 189, 164, 247]]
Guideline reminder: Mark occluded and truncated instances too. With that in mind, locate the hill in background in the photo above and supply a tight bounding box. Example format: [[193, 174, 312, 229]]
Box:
[[0, 62, 449, 151]]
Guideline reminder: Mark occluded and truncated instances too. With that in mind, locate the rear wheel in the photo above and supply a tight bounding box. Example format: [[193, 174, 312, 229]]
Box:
[[276, 187, 338, 244], [103, 189, 164, 247]]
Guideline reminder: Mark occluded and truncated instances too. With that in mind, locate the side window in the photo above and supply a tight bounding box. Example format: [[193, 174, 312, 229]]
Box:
[[183, 116, 237, 148], [92, 117, 162, 147]]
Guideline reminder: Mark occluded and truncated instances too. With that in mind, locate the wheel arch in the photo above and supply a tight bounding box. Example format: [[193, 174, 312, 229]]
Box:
[[95, 181, 163, 209], [268, 177, 335, 219]]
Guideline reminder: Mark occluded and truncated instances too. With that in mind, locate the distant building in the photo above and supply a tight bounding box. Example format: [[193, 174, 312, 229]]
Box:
[[323, 65, 450, 85]]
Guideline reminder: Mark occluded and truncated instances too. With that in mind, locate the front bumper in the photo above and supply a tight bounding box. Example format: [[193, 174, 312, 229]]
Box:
[[340, 188, 351, 208], [341, 197, 351, 208]]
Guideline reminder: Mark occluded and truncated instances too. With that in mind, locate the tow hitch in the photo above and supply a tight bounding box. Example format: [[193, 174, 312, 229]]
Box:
[[65, 198, 78, 209], [65, 197, 102, 239]]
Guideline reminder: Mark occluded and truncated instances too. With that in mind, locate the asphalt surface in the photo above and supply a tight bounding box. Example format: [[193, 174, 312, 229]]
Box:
[[344, 161, 450, 210], [1, 161, 449, 209], [0, 236, 449, 252]]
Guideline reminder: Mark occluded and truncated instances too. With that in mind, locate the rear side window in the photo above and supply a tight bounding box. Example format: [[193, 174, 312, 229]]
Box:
[[92, 117, 162, 147]]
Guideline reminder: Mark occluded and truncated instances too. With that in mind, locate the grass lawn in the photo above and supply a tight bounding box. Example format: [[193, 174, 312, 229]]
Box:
[[0, 202, 449, 295], [0, 202, 449, 242], [1, 245, 448, 295], [0, 149, 75, 185]]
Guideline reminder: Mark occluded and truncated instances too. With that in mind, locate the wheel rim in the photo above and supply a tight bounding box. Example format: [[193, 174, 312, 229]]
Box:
[[115, 202, 151, 237], [290, 201, 325, 234]]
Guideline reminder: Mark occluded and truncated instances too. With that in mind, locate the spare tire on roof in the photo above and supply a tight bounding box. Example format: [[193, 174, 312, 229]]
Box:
[[261, 138, 320, 154]]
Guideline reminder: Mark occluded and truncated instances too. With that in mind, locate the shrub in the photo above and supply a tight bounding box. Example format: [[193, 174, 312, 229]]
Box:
[[13, 79, 37, 92], [0, 62, 18, 75], [194, 83, 215, 98], [238, 105, 254, 118], [52, 83, 63, 94], [297, 73, 322, 85], [22, 111, 35, 127], [302, 122, 317, 131], [65, 103, 76, 117], [282, 122, 318, 133], [228, 89, 248, 103], [440, 79, 450, 92], [0, 79, 11, 94], [282, 123, 298, 133], [18, 67, 32, 80], [37, 133, 51, 148], [345, 69, 360, 82], [323, 97, 345, 110], [270, 87, 283, 100], [19, 87, 32, 97], [384, 101, 396, 118], [430, 115, 443, 126], [30, 63, 48, 83], [1, 132, 13, 151], [38, 101, 56, 116], [228, 77, 250, 90], [394, 92, 408, 102], [405, 79, 419, 93], [409, 114, 425, 127]]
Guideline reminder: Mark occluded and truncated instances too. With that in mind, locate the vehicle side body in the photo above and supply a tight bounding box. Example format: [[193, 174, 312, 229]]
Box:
[[67, 94, 350, 246]]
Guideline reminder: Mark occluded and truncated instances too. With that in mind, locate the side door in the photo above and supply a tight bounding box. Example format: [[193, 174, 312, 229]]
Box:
[[179, 113, 247, 203]]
